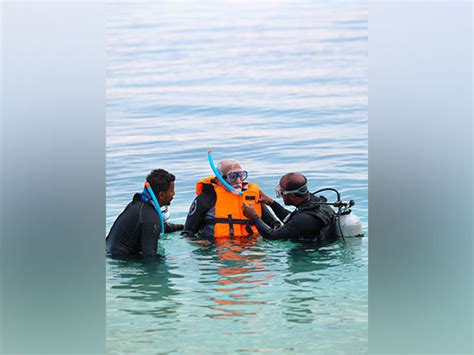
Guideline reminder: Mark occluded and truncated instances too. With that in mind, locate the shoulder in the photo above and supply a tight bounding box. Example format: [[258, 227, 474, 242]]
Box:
[[201, 183, 216, 194], [139, 201, 161, 223], [197, 185, 216, 207], [246, 181, 260, 190], [187, 185, 216, 217], [200, 184, 217, 203]]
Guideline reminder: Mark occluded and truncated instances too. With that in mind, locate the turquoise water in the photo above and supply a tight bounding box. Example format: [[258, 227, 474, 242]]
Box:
[[107, 1, 367, 353]]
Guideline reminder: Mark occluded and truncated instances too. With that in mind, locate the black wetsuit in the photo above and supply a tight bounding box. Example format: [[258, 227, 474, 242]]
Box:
[[106, 193, 183, 258], [182, 184, 281, 239], [250, 194, 336, 243]]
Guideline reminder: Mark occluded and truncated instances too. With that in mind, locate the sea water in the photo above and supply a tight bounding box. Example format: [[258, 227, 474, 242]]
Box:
[[107, 1, 367, 353]]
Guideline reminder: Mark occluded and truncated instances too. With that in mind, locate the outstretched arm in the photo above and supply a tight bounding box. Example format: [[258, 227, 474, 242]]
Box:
[[258, 191, 291, 221], [269, 200, 292, 221], [261, 204, 283, 228], [182, 185, 216, 238], [243, 202, 323, 240], [164, 222, 184, 233]]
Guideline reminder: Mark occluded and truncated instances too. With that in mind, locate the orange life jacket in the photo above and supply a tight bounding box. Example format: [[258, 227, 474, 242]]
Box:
[[196, 176, 263, 238]]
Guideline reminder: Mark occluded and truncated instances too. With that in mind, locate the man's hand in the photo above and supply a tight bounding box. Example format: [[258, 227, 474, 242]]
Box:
[[242, 202, 258, 219], [258, 191, 274, 206]]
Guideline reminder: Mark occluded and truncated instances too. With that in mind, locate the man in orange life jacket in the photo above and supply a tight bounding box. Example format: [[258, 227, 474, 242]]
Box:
[[182, 159, 281, 239]]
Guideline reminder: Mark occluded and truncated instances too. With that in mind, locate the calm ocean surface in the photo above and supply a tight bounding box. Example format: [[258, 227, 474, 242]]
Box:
[[106, 1, 367, 353]]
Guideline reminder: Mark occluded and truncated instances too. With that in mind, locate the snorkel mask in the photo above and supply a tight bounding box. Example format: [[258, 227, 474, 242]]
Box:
[[222, 170, 248, 183], [275, 183, 309, 198], [207, 150, 244, 196]]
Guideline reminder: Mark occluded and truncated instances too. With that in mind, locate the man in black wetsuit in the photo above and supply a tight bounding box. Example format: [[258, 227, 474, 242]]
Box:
[[106, 169, 183, 259], [242, 172, 336, 244]]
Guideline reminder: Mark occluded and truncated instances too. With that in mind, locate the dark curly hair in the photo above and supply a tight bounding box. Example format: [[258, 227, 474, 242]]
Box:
[[146, 169, 175, 195]]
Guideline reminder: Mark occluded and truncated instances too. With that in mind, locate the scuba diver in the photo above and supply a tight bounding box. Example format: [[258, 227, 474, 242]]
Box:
[[106, 169, 183, 259], [182, 156, 281, 239], [242, 172, 337, 244]]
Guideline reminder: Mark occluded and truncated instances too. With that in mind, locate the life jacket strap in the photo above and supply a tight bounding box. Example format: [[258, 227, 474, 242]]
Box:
[[227, 214, 234, 237], [212, 218, 252, 225], [211, 217, 255, 237]]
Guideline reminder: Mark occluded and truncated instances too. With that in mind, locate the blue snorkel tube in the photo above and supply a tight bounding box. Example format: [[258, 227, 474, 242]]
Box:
[[145, 182, 165, 236], [208, 150, 243, 196]]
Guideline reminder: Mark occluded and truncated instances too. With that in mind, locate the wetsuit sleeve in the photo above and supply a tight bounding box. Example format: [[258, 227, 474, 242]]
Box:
[[269, 200, 291, 221], [164, 222, 184, 233], [139, 203, 162, 257], [140, 222, 161, 257], [261, 204, 283, 228], [251, 213, 324, 240], [182, 185, 216, 238]]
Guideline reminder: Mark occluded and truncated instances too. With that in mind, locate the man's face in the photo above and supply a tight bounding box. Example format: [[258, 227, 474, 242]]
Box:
[[223, 163, 244, 191], [160, 181, 175, 206]]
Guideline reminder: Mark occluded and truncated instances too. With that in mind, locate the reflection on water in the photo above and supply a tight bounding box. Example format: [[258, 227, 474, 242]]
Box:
[[107, 233, 367, 353], [283, 241, 365, 326], [107, 0, 367, 353], [108, 258, 182, 319], [190, 237, 271, 319], [211, 238, 269, 318]]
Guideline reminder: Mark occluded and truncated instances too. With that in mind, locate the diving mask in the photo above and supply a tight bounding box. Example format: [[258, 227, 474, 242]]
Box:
[[223, 170, 248, 183], [275, 183, 308, 198]]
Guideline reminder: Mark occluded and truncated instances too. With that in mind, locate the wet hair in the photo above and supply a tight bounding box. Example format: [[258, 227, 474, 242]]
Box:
[[281, 172, 308, 197], [146, 169, 175, 195]]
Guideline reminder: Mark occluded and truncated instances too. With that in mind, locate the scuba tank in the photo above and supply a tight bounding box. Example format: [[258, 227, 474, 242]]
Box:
[[334, 206, 364, 238], [311, 188, 364, 240]]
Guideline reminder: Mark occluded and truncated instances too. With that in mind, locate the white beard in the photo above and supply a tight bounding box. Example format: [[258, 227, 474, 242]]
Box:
[[231, 186, 242, 194]]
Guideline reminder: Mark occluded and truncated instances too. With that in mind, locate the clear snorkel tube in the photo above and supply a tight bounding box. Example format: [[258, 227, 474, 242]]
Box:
[[144, 182, 165, 236], [160, 205, 171, 222], [207, 150, 243, 196]]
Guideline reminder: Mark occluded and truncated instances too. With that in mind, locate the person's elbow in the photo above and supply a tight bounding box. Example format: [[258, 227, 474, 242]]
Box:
[[165, 222, 184, 233], [181, 229, 195, 238]]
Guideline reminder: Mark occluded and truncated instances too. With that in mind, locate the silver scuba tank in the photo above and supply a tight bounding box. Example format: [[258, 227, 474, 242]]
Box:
[[312, 188, 364, 239], [335, 211, 364, 238], [160, 206, 171, 222]]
